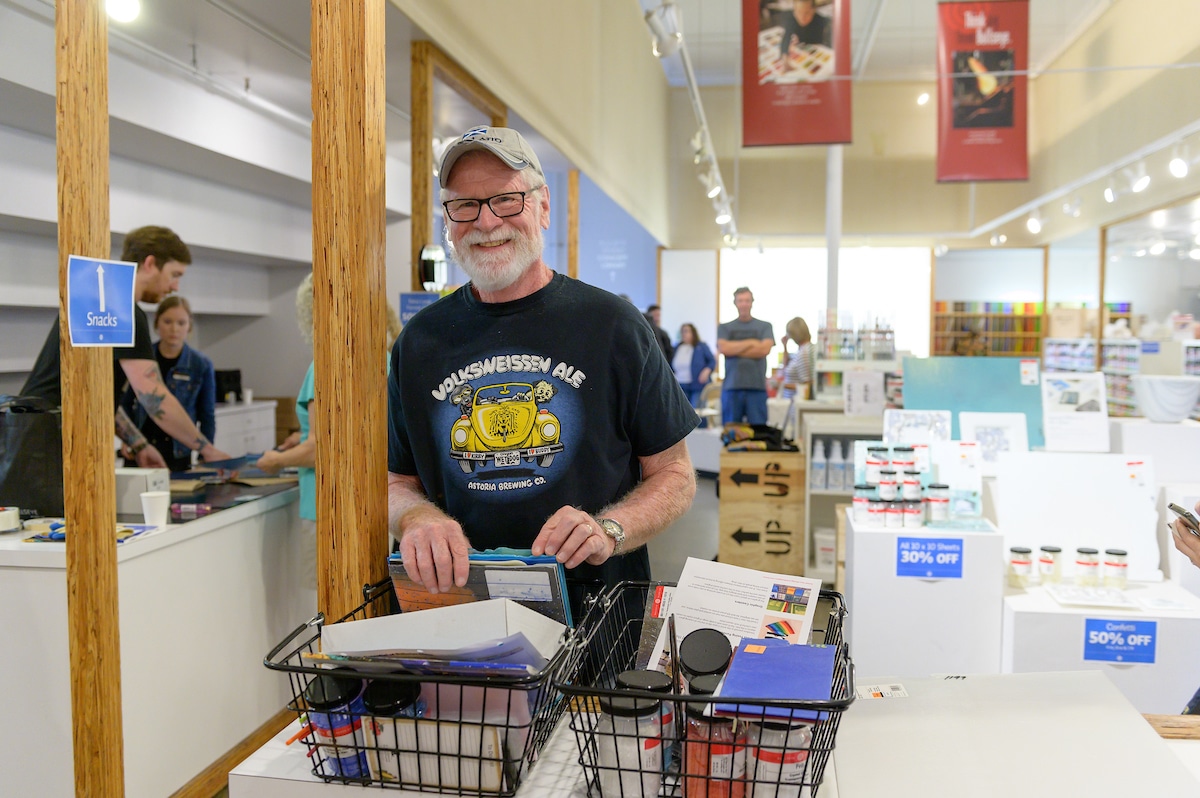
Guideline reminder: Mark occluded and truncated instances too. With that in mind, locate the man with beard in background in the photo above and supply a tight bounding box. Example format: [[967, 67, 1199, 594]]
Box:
[[387, 127, 698, 610]]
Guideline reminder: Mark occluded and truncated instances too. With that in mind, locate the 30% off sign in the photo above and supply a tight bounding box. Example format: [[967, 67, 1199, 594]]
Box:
[[895, 537, 964, 579]]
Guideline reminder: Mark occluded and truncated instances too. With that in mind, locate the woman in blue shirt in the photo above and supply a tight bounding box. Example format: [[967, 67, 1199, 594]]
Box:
[[120, 295, 216, 472], [672, 322, 716, 409]]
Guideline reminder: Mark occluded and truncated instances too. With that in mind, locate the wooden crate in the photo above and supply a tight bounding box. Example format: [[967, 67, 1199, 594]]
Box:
[[717, 500, 805, 576], [718, 450, 805, 505]]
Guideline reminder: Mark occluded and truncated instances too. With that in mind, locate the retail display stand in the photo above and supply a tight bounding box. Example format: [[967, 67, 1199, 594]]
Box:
[[844, 509, 1004, 678], [1110, 417, 1200, 484], [804, 414, 883, 579], [1001, 582, 1200, 714]]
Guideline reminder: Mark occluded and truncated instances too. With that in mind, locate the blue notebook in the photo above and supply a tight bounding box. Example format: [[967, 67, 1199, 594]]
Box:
[[713, 639, 837, 721]]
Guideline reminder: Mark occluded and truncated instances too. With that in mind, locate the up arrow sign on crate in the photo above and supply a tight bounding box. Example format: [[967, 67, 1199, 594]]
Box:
[[67, 255, 137, 347]]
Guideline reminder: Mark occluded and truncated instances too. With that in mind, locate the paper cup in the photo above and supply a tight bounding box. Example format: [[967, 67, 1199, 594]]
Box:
[[243, 388, 254, 404], [140, 491, 171, 527]]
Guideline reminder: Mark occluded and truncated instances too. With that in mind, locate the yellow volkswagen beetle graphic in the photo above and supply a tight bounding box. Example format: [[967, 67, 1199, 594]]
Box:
[[449, 382, 563, 473]]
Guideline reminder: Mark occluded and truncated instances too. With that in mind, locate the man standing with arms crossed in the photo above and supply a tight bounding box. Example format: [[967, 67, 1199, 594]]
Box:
[[717, 287, 775, 425], [387, 127, 698, 604]]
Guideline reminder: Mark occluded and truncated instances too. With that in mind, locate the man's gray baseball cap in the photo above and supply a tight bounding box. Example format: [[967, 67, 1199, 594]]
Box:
[[438, 126, 545, 189]]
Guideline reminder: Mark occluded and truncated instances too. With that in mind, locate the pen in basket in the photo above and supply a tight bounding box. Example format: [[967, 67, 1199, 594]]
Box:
[[668, 613, 685, 747]]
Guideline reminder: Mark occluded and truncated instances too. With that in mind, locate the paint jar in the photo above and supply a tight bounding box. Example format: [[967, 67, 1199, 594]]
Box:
[[362, 678, 426, 719], [1074, 547, 1100, 587], [867, 499, 886, 527], [901, 470, 922, 501], [684, 674, 746, 798], [903, 501, 924, 528], [891, 445, 916, 475], [852, 484, 873, 525], [865, 447, 888, 485], [884, 500, 904, 529], [679, 628, 734, 684], [1038, 546, 1062, 584], [617, 669, 677, 772], [746, 720, 812, 798], [597, 695, 663, 798], [1104, 548, 1129, 590], [877, 470, 898, 501], [926, 483, 950, 522], [1007, 546, 1033, 588], [303, 672, 369, 778]]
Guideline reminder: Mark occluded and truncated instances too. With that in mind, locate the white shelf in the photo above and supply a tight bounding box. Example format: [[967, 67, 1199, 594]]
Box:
[[810, 488, 854, 496], [1106, 397, 1137, 406]]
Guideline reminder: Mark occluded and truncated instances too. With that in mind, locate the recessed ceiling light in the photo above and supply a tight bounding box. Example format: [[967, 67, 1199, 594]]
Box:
[[107, 0, 140, 23]]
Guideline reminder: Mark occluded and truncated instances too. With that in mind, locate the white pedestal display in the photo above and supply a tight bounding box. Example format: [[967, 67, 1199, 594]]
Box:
[[845, 510, 1004, 678]]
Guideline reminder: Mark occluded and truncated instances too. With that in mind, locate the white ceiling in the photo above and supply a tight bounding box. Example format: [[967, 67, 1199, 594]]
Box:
[[10, 0, 1190, 253]]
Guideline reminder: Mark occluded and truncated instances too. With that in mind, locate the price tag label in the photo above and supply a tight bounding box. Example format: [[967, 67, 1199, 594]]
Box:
[[1083, 619, 1157, 664], [895, 537, 963, 579]]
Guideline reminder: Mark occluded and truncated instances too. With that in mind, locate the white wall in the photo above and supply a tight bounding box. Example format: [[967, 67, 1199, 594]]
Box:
[[1048, 237, 1100, 306], [1106, 255, 1200, 324], [660, 250, 718, 349], [935, 249, 1044, 301]]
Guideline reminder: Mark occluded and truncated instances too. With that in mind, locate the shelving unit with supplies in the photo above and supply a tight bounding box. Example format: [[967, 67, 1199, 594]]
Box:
[[1178, 340, 1200, 420], [1098, 339, 1184, 417], [931, 301, 1044, 357], [813, 358, 903, 403], [1042, 337, 1097, 372]]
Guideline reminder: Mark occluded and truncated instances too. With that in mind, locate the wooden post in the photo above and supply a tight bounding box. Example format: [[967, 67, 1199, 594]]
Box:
[[57, 0, 123, 795], [567, 169, 579, 279], [409, 41, 506, 291], [311, 0, 389, 620]]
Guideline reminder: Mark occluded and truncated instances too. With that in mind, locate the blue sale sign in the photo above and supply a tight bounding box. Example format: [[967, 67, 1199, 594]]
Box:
[[67, 255, 136, 346], [399, 292, 438, 325], [1083, 618, 1157, 664], [896, 537, 964, 579]]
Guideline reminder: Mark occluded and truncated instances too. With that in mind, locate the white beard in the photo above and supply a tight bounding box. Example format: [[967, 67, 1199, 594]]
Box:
[[447, 223, 545, 294]]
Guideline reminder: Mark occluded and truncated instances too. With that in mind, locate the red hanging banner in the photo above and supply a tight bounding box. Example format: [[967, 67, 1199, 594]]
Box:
[[742, 0, 852, 147], [936, 0, 1029, 182]]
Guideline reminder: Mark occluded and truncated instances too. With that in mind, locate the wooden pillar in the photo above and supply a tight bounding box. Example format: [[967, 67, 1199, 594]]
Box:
[[311, 0, 389, 619], [409, 41, 506, 291], [567, 169, 579, 279], [57, 1, 123, 795]]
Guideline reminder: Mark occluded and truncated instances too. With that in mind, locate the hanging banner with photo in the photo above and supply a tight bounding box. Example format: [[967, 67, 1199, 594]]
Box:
[[742, 0, 851, 147], [936, 0, 1029, 182]]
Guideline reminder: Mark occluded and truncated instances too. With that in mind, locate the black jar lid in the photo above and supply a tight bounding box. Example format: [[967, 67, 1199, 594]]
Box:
[[685, 673, 733, 721], [1039, 545, 1062, 553], [363, 678, 422, 715], [616, 669, 673, 694], [854, 483, 872, 490], [1104, 548, 1128, 556], [892, 446, 915, 453], [1077, 547, 1099, 555], [1009, 546, 1032, 554], [303, 672, 362, 710], [867, 445, 888, 452], [679, 628, 733, 678], [927, 483, 949, 489], [599, 695, 660, 718]]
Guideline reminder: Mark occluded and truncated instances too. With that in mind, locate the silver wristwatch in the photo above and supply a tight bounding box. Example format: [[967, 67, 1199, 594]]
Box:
[[596, 518, 626, 555]]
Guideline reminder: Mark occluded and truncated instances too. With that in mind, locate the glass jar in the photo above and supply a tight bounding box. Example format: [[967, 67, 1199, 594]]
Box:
[[852, 484, 873, 525], [884, 500, 904, 529], [679, 629, 733, 683], [877, 470, 898, 501], [891, 445, 916, 474], [1038, 546, 1062, 584], [926, 483, 950, 522], [684, 674, 746, 798], [597, 695, 663, 798], [1007, 547, 1033, 588], [867, 499, 886, 527], [303, 672, 369, 778], [618, 669, 677, 772], [865, 447, 888, 485], [746, 720, 812, 798], [903, 500, 924, 528], [901, 470, 922, 501], [1074, 547, 1100, 587], [1104, 548, 1129, 589]]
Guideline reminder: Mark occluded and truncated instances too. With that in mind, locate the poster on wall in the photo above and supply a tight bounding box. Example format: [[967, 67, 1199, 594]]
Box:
[[936, 1, 1029, 182], [742, 0, 852, 146]]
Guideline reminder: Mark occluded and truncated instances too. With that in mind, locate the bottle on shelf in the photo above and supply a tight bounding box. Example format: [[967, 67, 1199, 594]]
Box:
[[809, 439, 827, 491], [827, 440, 846, 492]]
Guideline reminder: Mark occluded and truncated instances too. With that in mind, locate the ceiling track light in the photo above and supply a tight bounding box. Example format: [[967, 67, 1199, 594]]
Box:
[[1026, 211, 1043, 235], [644, 2, 682, 59], [1126, 164, 1151, 193], [1061, 196, 1082, 218], [1149, 241, 1167, 256], [989, 233, 1007, 247]]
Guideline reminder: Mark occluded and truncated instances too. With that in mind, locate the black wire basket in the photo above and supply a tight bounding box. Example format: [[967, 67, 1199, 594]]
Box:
[[264, 580, 573, 794], [554, 581, 854, 798]]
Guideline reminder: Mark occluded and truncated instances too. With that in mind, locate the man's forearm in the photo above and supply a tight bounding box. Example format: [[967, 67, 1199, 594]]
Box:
[[114, 406, 150, 452], [601, 446, 696, 552], [387, 471, 449, 538], [129, 363, 214, 453]]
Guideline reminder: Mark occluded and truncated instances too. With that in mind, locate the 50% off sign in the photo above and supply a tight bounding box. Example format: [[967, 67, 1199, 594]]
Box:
[[895, 537, 964, 579], [1083, 619, 1157, 664]]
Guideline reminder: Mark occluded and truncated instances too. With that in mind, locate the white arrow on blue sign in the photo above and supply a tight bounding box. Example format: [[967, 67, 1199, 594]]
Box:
[[67, 255, 137, 347]]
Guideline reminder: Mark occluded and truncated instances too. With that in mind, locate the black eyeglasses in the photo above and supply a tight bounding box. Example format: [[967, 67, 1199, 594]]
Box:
[[443, 191, 532, 223]]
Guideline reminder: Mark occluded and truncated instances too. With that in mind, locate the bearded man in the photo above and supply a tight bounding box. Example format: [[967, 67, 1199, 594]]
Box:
[[386, 127, 698, 611]]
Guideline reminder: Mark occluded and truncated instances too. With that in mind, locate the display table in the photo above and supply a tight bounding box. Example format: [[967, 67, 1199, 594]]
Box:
[[834, 671, 1200, 796], [1110, 417, 1200, 484], [685, 425, 724, 475], [1002, 581, 1200, 714], [0, 485, 310, 798], [845, 510, 1004, 677]]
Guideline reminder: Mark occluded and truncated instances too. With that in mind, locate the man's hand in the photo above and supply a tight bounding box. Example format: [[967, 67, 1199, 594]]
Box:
[[533, 506, 614, 569], [135, 445, 167, 469], [396, 505, 471, 593], [255, 449, 286, 474]]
